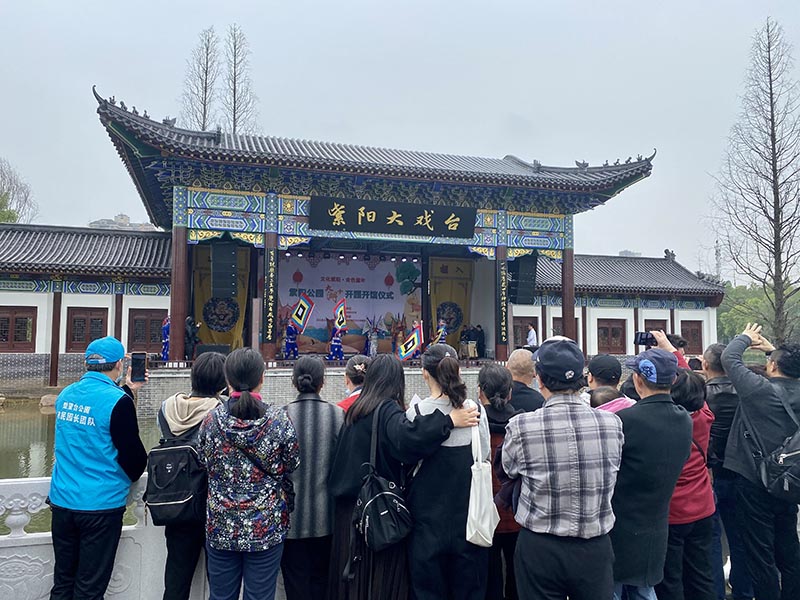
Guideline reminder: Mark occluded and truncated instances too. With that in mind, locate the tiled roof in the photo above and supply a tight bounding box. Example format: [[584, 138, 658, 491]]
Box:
[[0, 224, 171, 278], [535, 254, 725, 296], [94, 88, 654, 193]]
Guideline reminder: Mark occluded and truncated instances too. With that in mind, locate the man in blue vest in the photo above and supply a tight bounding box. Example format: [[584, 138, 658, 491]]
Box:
[[48, 336, 148, 600]]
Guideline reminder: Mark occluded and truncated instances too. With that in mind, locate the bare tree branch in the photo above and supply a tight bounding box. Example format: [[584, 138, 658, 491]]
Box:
[[222, 23, 259, 135], [711, 18, 800, 344], [181, 27, 221, 131], [0, 158, 38, 223]]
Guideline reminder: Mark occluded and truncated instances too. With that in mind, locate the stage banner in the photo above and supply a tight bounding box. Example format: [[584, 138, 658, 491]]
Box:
[[309, 196, 476, 239], [278, 255, 422, 350], [430, 258, 474, 348], [193, 245, 250, 351]]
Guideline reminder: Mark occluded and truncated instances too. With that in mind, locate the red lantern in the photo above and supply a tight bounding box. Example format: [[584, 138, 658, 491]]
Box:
[[384, 273, 394, 288], [293, 270, 303, 284]]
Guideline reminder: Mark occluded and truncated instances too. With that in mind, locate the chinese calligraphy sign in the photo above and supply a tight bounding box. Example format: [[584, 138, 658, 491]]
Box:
[[309, 196, 476, 238]]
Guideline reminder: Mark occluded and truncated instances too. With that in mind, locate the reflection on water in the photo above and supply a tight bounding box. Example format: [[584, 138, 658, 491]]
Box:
[[0, 402, 161, 479]]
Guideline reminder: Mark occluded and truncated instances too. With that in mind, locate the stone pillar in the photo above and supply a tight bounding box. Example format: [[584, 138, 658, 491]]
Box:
[[495, 245, 509, 361], [261, 232, 279, 359]]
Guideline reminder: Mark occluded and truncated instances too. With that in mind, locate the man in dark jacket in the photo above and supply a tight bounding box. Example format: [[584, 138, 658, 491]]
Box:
[[722, 323, 800, 600], [610, 348, 692, 600], [506, 348, 545, 412], [703, 343, 753, 600]]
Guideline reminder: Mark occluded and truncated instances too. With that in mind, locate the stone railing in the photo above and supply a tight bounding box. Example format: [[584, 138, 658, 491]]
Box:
[[0, 475, 210, 599]]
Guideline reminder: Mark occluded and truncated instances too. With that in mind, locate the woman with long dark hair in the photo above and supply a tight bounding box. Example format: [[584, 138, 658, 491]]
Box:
[[198, 348, 300, 600], [479, 363, 519, 600], [405, 343, 491, 600], [281, 356, 344, 600], [328, 353, 479, 600]]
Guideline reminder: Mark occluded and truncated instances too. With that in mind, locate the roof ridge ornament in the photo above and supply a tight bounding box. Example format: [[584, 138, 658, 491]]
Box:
[[575, 160, 589, 170], [532, 159, 541, 172], [647, 148, 657, 162]]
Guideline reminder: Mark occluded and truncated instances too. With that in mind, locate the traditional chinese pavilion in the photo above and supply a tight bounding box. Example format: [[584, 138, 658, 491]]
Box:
[[94, 87, 656, 361]]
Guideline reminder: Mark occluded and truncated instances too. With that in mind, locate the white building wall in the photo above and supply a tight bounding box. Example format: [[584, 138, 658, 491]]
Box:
[[544, 305, 584, 350], [0, 290, 53, 352]]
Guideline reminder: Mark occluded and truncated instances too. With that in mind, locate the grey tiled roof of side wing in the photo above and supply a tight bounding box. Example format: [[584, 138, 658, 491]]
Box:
[[535, 254, 725, 296], [0, 224, 171, 277]]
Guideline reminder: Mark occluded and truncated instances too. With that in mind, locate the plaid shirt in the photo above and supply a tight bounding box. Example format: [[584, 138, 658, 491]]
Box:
[[502, 393, 624, 539]]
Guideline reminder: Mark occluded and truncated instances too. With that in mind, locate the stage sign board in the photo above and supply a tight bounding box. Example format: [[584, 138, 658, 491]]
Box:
[[309, 196, 476, 239]]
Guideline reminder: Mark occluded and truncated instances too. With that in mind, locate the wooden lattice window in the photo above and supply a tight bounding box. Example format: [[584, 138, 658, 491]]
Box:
[[681, 321, 704, 355], [128, 309, 167, 353], [552, 317, 580, 342], [644, 319, 668, 334], [514, 318, 537, 347], [598, 319, 627, 354], [67, 307, 108, 353], [0, 306, 37, 352]]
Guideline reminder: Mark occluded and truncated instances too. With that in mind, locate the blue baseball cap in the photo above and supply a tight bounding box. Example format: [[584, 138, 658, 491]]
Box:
[[85, 336, 125, 365], [625, 349, 678, 386], [534, 339, 585, 383]]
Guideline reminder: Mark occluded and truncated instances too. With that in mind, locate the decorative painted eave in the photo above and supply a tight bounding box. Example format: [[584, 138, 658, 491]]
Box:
[[94, 87, 654, 211]]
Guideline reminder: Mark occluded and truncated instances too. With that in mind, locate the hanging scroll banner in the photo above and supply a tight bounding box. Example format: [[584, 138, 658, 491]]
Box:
[[309, 196, 476, 239]]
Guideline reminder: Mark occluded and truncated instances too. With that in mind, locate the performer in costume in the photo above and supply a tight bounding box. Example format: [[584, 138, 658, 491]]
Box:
[[161, 316, 170, 361], [327, 326, 345, 360], [284, 322, 299, 359], [368, 327, 379, 358]]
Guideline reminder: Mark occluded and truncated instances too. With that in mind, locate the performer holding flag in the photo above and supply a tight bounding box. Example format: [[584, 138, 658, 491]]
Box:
[[327, 299, 347, 360], [398, 320, 424, 361], [286, 293, 314, 359], [432, 319, 448, 345]]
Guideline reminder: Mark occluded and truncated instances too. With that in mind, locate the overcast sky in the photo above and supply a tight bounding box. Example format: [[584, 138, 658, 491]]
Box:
[[2, 1, 799, 272]]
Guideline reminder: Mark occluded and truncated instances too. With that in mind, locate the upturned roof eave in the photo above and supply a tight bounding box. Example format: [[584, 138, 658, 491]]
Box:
[[94, 88, 654, 198]]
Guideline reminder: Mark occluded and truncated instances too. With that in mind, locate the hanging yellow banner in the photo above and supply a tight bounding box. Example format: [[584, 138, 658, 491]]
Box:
[[429, 258, 473, 348]]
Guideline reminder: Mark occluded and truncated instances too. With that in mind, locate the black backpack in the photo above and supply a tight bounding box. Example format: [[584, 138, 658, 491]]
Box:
[[758, 393, 800, 503], [352, 404, 412, 552], [144, 411, 207, 526]]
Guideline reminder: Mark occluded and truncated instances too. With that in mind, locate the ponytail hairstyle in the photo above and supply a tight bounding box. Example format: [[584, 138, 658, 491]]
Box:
[[292, 355, 325, 394], [346, 354, 405, 425], [224, 347, 267, 420], [478, 363, 512, 411], [345, 354, 371, 387], [422, 343, 467, 408]]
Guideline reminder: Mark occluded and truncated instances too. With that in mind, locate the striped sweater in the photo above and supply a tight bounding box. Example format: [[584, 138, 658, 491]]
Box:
[[285, 393, 345, 539]]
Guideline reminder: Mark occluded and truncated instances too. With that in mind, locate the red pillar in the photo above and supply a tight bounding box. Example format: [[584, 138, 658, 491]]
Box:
[[48, 291, 62, 386], [561, 248, 577, 342], [169, 227, 189, 361]]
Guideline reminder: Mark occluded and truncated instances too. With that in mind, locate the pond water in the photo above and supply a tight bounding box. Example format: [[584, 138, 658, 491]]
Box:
[[0, 401, 161, 479]]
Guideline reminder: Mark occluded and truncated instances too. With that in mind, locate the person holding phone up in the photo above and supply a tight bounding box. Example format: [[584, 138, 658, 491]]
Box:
[[48, 336, 149, 600]]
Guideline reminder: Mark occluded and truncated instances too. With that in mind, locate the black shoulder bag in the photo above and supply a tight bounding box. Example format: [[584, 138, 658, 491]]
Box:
[[352, 403, 413, 551]]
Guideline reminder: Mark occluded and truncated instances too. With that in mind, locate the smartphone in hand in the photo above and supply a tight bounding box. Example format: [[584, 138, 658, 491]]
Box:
[[130, 352, 147, 382]]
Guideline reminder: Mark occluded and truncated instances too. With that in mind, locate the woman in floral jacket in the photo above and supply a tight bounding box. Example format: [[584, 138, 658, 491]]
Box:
[[198, 347, 300, 600]]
